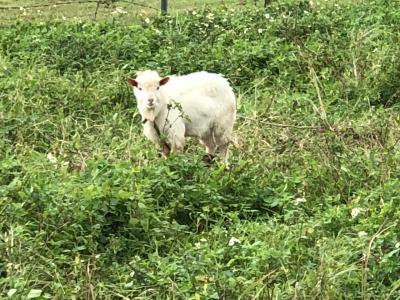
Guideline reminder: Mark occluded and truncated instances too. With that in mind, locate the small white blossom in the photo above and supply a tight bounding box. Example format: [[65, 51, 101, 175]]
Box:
[[258, 29, 263, 34], [351, 207, 362, 218], [113, 7, 127, 15], [358, 231, 368, 237], [395, 242, 400, 249], [200, 238, 207, 243], [47, 153, 57, 164], [144, 17, 150, 24], [228, 237, 241, 246], [294, 197, 306, 205], [192, 11, 197, 15]]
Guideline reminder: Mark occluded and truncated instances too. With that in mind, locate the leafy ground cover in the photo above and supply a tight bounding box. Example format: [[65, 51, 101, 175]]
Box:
[[1, 0, 400, 299]]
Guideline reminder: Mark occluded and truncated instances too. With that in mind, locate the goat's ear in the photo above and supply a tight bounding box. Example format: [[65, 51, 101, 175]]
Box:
[[128, 78, 138, 87], [159, 77, 170, 86]]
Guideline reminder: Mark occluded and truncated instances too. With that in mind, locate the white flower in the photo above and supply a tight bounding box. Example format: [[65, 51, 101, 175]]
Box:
[[264, 13, 270, 19], [145, 17, 150, 24], [294, 197, 306, 205], [228, 237, 241, 246], [47, 153, 57, 164], [200, 238, 207, 243], [258, 28, 263, 34], [351, 207, 362, 218], [192, 11, 197, 15], [113, 7, 127, 15], [358, 231, 368, 237], [395, 242, 400, 249]]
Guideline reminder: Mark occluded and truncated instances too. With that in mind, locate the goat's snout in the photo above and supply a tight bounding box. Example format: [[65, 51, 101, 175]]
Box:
[[148, 98, 154, 105]]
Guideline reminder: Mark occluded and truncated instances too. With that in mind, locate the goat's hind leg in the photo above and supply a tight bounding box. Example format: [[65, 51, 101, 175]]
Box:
[[215, 132, 232, 164]]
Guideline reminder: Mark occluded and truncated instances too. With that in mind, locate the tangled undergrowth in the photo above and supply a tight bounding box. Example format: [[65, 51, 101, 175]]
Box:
[[1, 0, 400, 298]]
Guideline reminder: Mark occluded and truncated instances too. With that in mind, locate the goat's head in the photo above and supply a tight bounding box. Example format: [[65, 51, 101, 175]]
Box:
[[128, 71, 170, 114]]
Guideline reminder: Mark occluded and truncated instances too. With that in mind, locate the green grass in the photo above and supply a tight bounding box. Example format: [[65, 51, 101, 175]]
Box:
[[1, 0, 400, 299]]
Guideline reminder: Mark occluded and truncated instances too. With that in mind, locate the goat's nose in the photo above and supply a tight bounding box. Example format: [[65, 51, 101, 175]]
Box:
[[148, 98, 154, 104]]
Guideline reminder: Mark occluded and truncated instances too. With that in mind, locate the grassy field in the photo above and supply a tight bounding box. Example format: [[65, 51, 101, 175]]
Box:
[[0, 0, 249, 23], [1, 0, 400, 299]]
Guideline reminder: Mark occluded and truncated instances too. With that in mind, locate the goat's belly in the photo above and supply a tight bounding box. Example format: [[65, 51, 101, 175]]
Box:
[[184, 127, 203, 137], [184, 123, 210, 137]]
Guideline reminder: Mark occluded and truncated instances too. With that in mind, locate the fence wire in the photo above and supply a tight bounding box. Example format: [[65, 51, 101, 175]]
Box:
[[0, 0, 158, 23], [0, 1, 156, 11]]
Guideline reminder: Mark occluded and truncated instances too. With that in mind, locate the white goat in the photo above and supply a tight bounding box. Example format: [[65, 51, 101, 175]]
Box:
[[128, 70, 236, 161]]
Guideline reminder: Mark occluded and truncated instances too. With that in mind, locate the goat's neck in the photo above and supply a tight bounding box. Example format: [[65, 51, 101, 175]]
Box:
[[153, 104, 169, 132]]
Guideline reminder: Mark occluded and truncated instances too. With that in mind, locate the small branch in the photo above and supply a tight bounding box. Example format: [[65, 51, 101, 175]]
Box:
[[93, 1, 100, 20], [362, 222, 395, 300]]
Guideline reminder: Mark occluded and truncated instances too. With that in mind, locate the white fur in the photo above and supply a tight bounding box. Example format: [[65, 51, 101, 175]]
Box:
[[130, 70, 236, 161]]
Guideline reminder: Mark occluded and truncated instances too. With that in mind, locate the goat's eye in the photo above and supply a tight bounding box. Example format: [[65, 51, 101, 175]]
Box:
[[157, 87, 160, 90], [138, 87, 142, 91]]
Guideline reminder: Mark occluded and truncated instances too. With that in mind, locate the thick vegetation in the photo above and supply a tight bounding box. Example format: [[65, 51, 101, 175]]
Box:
[[1, 0, 400, 299]]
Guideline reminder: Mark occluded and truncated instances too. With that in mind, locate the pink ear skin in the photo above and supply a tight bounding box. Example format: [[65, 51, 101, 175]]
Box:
[[159, 77, 170, 86], [128, 78, 138, 87]]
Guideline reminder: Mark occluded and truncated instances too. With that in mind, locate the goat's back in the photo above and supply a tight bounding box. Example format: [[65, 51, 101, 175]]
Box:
[[162, 71, 236, 108]]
